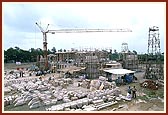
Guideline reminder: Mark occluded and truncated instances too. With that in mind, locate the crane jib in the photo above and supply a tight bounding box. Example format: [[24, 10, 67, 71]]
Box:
[[48, 29, 132, 33]]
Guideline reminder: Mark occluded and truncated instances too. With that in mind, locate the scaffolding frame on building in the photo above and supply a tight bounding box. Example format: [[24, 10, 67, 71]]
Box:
[[145, 26, 163, 80]]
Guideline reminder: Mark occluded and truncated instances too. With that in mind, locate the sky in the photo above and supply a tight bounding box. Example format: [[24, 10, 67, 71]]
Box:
[[2, 2, 166, 54]]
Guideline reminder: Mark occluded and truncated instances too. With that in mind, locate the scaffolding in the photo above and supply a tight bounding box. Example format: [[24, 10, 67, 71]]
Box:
[[120, 43, 138, 70], [145, 26, 163, 80], [148, 26, 160, 55], [121, 42, 129, 53]]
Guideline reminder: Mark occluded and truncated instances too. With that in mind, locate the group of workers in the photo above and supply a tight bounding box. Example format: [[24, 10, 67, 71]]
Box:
[[127, 85, 137, 98]]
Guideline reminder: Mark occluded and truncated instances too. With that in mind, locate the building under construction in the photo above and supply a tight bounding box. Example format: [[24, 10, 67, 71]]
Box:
[[119, 43, 138, 70], [35, 22, 132, 72], [55, 49, 108, 79]]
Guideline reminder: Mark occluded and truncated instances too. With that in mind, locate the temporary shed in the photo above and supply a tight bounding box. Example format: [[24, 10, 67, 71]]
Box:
[[103, 69, 135, 81], [103, 69, 135, 75]]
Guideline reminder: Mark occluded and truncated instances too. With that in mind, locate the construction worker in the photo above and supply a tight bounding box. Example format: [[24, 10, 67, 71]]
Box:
[[128, 86, 132, 95], [127, 86, 132, 99], [132, 86, 137, 98]]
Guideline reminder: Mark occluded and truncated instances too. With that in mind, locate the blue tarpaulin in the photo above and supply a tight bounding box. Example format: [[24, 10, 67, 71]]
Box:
[[125, 74, 133, 83]]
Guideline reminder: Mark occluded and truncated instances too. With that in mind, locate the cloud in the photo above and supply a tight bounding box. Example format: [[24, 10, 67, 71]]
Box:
[[3, 2, 166, 53], [3, 4, 40, 33]]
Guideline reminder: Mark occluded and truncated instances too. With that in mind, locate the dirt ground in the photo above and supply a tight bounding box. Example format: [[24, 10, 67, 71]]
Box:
[[113, 71, 165, 111], [3, 63, 165, 112]]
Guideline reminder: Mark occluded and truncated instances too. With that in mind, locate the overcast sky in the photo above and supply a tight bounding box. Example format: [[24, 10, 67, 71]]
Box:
[[3, 2, 166, 53]]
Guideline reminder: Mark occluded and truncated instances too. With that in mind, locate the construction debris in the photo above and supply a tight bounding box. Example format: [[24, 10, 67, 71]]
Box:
[[140, 80, 160, 90]]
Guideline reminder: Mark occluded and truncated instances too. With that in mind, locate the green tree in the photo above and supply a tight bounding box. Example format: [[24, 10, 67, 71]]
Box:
[[48, 49, 52, 54], [133, 50, 137, 55], [51, 47, 56, 54], [58, 49, 62, 52], [110, 49, 112, 53], [114, 49, 117, 54]]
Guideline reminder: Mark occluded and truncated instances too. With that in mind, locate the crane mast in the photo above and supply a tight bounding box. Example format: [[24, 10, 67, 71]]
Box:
[[35, 22, 132, 70], [35, 22, 49, 70]]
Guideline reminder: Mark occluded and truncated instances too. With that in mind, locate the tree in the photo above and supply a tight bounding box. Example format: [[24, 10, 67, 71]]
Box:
[[29, 48, 37, 62], [15, 46, 20, 51], [133, 50, 137, 55], [58, 49, 62, 52], [6, 47, 17, 62], [51, 47, 56, 54], [114, 49, 117, 54], [4, 50, 8, 63], [4, 47, 48, 63], [108, 49, 119, 60], [48, 49, 52, 54], [110, 49, 112, 53]]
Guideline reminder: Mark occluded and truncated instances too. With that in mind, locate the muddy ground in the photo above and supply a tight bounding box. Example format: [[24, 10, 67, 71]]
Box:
[[3, 63, 165, 112]]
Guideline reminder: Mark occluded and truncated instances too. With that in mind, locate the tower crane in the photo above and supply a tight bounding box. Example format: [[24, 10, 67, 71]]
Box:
[[36, 22, 132, 70], [35, 22, 50, 70]]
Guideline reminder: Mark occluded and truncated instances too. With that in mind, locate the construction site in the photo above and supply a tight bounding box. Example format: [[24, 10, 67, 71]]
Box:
[[3, 25, 165, 112]]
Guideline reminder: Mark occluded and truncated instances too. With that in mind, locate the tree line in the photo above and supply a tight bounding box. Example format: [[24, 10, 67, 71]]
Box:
[[4, 47, 57, 63], [108, 50, 164, 63], [4, 46, 164, 63]]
